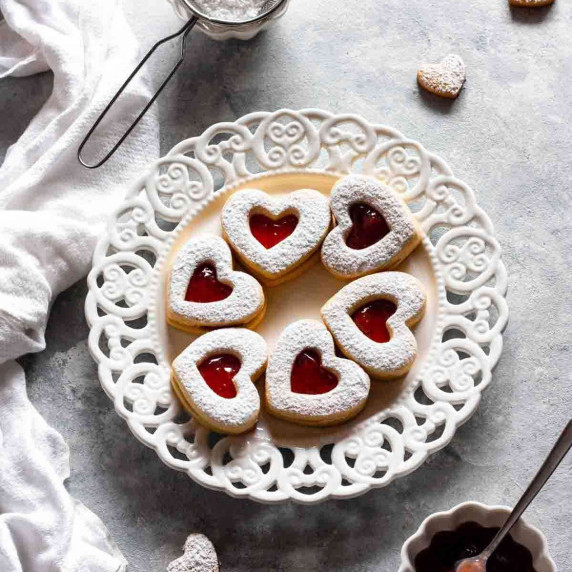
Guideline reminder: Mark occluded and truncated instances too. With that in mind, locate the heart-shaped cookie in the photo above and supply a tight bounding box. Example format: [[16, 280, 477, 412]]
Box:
[[222, 189, 331, 286], [417, 54, 466, 99], [321, 272, 426, 379], [171, 328, 268, 434], [167, 235, 265, 334], [168, 534, 219, 572], [510, 0, 554, 5], [265, 320, 370, 426], [321, 175, 421, 279]]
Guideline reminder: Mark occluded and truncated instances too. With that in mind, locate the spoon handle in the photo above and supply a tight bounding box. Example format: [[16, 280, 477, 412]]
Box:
[[484, 420, 572, 559]]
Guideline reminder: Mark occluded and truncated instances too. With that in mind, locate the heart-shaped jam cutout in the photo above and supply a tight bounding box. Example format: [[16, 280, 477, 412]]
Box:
[[249, 213, 298, 249], [290, 349, 338, 395], [352, 299, 397, 343], [185, 263, 233, 303], [346, 203, 390, 250], [198, 354, 241, 399]]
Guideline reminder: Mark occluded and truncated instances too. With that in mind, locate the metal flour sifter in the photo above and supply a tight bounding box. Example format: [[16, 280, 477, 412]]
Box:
[[78, 0, 290, 168]]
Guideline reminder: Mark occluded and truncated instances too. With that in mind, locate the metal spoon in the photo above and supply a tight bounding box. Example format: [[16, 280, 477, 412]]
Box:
[[455, 420, 572, 572], [77, 0, 286, 169]]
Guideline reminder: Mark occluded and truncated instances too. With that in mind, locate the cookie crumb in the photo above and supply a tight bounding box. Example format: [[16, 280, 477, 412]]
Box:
[[167, 533, 219, 572]]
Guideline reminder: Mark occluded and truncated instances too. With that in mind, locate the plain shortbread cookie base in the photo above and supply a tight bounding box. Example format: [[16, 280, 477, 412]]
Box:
[[168, 533, 219, 572], [417, 54, 466, 99], [509, 0, 554, 5]]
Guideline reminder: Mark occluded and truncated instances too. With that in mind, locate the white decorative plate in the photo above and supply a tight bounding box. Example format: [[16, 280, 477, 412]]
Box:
[[85, 109, 508, 504]]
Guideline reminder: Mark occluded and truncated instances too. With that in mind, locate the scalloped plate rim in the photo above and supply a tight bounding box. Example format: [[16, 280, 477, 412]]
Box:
[[85, 108, 509, 504]]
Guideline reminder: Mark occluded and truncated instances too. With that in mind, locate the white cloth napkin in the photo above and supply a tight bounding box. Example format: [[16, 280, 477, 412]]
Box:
[[0, 0, 160, 569]]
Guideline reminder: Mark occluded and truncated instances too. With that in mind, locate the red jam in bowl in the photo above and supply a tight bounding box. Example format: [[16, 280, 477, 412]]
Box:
[[414, 522, 538, 572]]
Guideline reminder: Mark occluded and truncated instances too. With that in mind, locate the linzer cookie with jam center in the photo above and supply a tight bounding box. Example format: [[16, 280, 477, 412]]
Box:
[[321, 175, 421, 279], [221, 189, 331, 286], [265, 319, 370, 426], [171, 328, 268, 434], [167, 235, 265, 334], [321, 272, 426, 379]]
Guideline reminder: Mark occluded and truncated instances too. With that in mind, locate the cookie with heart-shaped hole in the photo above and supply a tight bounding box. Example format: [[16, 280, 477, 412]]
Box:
[[321, 175, 421, 279], [221, 189, 331, 286], [167, 235, 265, 334], [172, 328, 267, 434], [265, 319, 370, 426], [321, 272, 426, 379], [417, 54, 466, 99]]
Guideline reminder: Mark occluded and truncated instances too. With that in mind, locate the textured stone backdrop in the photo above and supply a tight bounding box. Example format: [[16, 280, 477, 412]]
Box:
[[2, 0, 571, 570]]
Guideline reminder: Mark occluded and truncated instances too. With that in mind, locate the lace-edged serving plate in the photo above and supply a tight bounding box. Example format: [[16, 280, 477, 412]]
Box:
[[85, 109, 508, 504]]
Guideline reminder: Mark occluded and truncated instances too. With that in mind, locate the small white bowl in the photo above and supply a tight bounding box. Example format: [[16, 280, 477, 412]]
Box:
[[167, 0, 291, 41], [399, 501, 556, 572]]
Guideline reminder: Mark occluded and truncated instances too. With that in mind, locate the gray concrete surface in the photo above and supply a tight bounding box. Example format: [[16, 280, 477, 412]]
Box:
[[2, 0, 572, 570]]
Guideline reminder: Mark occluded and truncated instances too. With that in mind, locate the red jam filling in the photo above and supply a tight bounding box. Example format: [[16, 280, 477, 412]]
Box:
[[414, 522, 538, 572], [346, 202, 390, 250], [352, 299, 397, 343], [290, 349, 338, 395], [250, 213, 298, 249], [185, 263, 233, 303], [197, 354, 241, 399]]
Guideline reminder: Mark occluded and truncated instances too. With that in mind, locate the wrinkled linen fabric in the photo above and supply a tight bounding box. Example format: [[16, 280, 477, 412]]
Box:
[[0, 0, 159, 570]]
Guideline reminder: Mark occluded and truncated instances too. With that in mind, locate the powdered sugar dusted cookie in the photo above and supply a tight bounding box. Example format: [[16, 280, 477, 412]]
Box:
[[321, 175, 421, 279], [509, 0, 554, 5], [168, 533, 219, 572], [172, 328, 267, 434], [321, 272, 426, 379], [265, 320, 370, 426], [167, 235, 265, 334], [221, 189, 331, 286], [417, 54, 466, 99]]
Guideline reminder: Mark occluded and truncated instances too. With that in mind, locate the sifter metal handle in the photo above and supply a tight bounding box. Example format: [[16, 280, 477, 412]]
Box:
[[78, 17, 197, 169]]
